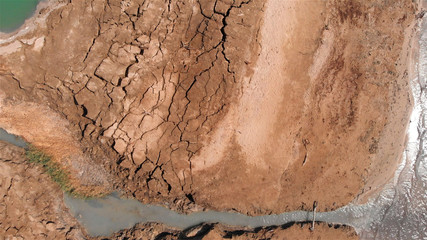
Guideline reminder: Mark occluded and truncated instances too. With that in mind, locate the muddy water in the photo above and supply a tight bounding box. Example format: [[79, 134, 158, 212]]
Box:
[[0, 128, 27, 148], [64, 192, 315, 236]]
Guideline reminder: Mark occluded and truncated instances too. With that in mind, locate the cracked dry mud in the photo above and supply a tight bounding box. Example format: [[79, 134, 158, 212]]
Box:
[[0, 0, 420, 238], [0, 141, 360, 239]]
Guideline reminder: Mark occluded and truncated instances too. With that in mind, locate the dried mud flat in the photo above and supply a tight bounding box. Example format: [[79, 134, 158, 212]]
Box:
[[0, 141, 359, 239], [0, 0, 422, 238]]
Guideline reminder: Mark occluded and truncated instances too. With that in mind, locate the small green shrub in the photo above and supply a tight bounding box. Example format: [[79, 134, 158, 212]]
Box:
[[25, 146, 75, 194]]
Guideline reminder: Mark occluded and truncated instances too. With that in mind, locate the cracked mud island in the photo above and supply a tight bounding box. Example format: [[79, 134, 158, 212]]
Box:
[[1, 0, 427, 239]]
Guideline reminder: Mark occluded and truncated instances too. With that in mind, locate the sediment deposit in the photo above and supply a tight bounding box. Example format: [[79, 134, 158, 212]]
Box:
[[0, 0, 420, 221], [0, 140, 360, 239]]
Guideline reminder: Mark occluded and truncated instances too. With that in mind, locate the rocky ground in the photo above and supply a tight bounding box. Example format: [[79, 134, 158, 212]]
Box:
[[95, 222, 359, 240], [0, 0, 423, 238]]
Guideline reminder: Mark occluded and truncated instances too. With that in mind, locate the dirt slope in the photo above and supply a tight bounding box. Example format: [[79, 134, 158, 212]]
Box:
[[0, 0, 420, 216], [0, 141, 358, 239], [0, 141, 87, 239]]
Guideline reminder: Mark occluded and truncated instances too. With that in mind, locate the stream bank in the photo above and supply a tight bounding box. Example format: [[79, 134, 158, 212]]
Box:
[[0, 0, 419, 217], [60, 5, 427, 240], [0, 0, 425, 239], [1, 25, 426, 235]]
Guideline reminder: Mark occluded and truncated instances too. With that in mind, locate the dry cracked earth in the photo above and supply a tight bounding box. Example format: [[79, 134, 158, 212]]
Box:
[[0, 141, 358, 239], [0, 0, 422, 239]]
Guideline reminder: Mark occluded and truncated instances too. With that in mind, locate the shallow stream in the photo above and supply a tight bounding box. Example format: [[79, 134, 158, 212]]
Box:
[[0, 128, 27, 148]]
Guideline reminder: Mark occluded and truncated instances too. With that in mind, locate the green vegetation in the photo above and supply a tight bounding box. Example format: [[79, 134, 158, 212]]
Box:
[[25, 146, 105, 199], [25, 146, 75, 194]]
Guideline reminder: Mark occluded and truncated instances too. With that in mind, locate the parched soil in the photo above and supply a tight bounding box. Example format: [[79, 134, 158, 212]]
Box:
[[0, 141, 359, 239], [0, 0, 420, 217], [0, 141, 87, 239]]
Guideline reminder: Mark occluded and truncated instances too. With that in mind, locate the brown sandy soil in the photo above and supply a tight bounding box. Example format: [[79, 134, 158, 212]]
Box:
[[0, 141, 358, 239], [0, 141, 87, 239], [0, 141, 359, 239], [0, 0, 421, 217], [0, 102, 111, 196], [94, 222, 359, 240]]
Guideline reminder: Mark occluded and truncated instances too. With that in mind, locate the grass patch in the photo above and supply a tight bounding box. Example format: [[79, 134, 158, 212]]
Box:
[[25, 146, 107, 199], [25, 146, 76, 194]]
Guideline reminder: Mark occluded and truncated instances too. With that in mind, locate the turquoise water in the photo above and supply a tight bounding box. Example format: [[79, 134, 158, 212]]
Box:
[[0, 0, 41, 33]]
